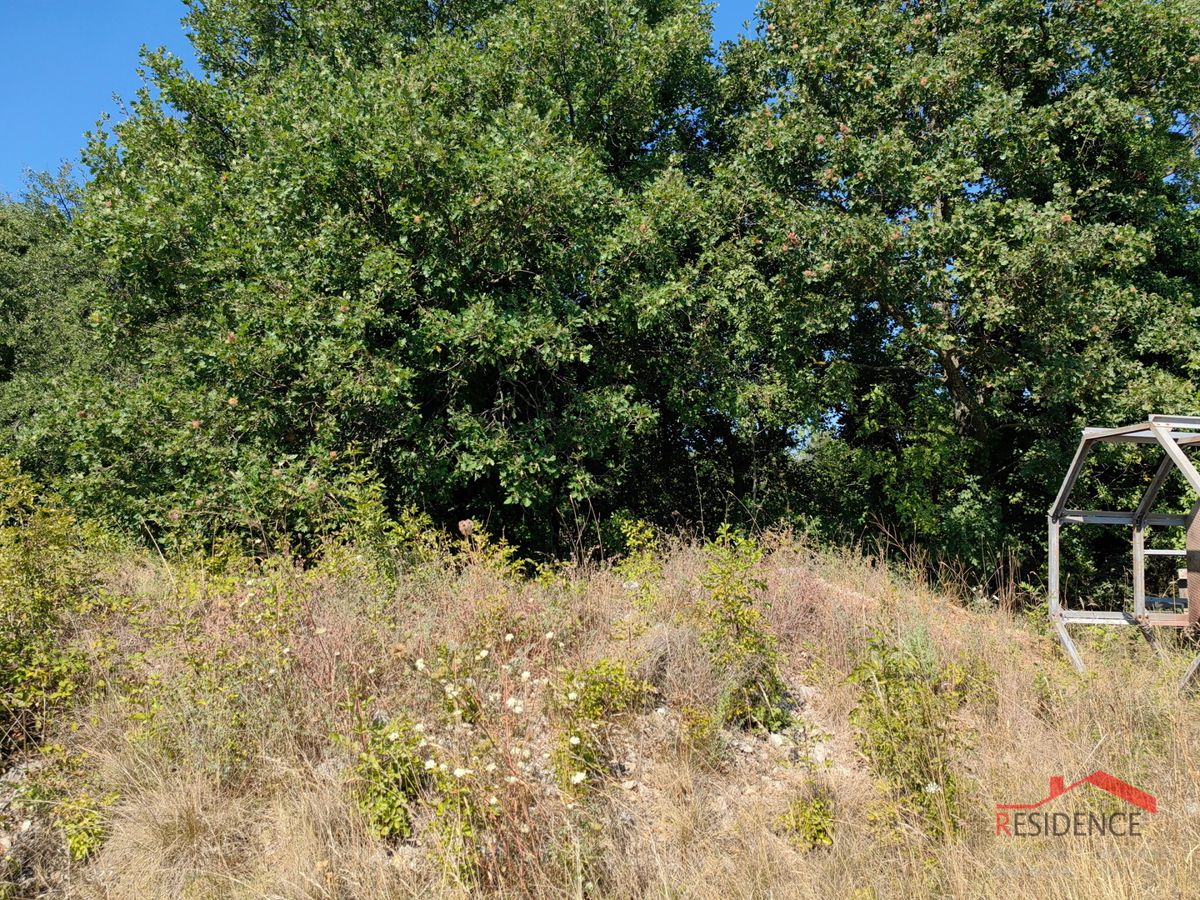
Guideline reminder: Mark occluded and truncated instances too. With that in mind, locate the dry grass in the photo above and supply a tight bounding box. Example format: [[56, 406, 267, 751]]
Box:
[[6, 528, 1200, 899]]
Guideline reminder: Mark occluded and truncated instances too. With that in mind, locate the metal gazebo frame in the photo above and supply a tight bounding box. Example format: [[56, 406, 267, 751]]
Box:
[[1048, 414, 1200, 689]]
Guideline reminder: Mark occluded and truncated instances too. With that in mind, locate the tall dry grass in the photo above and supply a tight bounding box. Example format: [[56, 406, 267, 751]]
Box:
[[6, 527, 1200, 899]]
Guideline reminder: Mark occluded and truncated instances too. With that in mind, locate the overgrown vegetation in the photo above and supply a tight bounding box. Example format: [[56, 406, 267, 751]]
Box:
[[1, 498, 1199, 898], [3, 0, 1199, 580]]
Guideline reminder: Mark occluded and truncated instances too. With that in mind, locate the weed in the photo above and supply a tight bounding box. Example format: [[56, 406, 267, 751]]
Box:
[[847, 629, 971, 840], [778, 784, 836, 850]]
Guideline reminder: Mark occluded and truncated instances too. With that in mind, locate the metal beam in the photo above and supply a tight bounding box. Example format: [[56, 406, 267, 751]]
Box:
[[1151, 424, 1200, 494], [1048, 515, 1061, 617], [1052, 621, 1086, 673], [1049, 438, 1094, 517], [1134, 454, 1175, 523], [1149, 414, 1200, 428], [1059, 511, 1188, 527]]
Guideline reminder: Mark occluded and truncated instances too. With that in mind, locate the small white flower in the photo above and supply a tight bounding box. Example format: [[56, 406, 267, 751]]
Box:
[[924, 782, 941, 794], [514, 705, 524, 714], [477, 649, 489, 659], [567, 692, 578, 701], [518, 823, 530, 833], [282, 647, 291, 654], [623, 580, 640, 592], [545, 631, 555, 640], [571, 772, 587, 784], [504, 633, 514, 642], [521, 748, 531, 759], [520, 670, 531, 681], [367, 667, 376, 674], [424, 759, 437, 770], [417, 738, 427, 748], [415, 658, 425, 671], [506, 776, 519, 785], [501, 664, 511, 673], [506, 697, 518, 708], [388, 732, 400, 742], [439, 763, 448, 772], [569, 736, 581, 746], [413, 723, 425, 733], [488, 796, 499, 805], [485, 763, 497, 773], [454, 767, 472, 779]]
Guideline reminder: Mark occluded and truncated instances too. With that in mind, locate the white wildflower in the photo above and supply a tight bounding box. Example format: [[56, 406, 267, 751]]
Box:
[[545, 631, 555, 640], [514, 705, 523, 714], [506, 697, 518, 708], [571, 772, 587, 785], [488, 796, 499, 805], [567, 692, 578, 701], [504, 633, 514, 642], [924, 782, 942, 794], [415, 658, 425, 671], [413, 723, 425, 733], [388, 732, 400, 742], [485, 763, 497, 773], [520, 671, 531, 681], [424, 759, 437, 770], [569, 736, 581, 746], [477, 649, 489, 660], [454, 768, 472, 779]]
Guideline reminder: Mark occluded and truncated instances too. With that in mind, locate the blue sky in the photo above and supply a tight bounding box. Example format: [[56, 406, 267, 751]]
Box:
[[0, 1, 761, 196]]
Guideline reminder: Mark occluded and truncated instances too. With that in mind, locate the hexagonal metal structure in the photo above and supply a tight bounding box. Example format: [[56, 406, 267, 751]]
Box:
[[1048, 414, 1200, 688]]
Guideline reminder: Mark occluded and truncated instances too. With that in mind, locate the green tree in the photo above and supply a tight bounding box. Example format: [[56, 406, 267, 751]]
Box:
[[0, 166, 98, 430], [14, 0, 718, 550], [713, 0, 1200, 572]]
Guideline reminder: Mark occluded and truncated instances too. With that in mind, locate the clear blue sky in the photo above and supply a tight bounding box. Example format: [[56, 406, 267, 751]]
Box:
[[0, 1, 761, 197]]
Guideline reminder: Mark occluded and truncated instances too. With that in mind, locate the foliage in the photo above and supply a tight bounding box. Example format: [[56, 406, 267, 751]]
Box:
[[713, 0, 1200, 571], [847, 629, 973, 839], [553, 657, 651, 793], [0, 166, 99, 432], [8, 0, 717, 554], [350, 716, 433, 840], [0, 460, 87, 756], [697, 524, 790, 730], [778, 786, 836, 851], [2, 0, 1199, 583], [17, 745, 116, 859]]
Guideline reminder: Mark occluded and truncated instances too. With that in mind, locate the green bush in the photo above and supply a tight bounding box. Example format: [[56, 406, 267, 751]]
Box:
[[0, 459, 87, 756], [697, 524, 790, 731], [350, 716, 433, 840], [847, 629, 973, 840]]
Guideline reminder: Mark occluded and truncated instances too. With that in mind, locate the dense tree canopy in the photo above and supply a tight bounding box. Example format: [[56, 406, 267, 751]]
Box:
[[2, 0, 1199, 571]]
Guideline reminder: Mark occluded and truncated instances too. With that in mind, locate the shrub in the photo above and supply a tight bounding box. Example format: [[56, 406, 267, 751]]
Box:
[[847, 628, 973, 840], [0, 459, 87, 756], [697, 524, 790, 731]]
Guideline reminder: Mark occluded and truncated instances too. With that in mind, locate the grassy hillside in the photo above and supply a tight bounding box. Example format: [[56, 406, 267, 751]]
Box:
[[3, 501, 1200, 898]]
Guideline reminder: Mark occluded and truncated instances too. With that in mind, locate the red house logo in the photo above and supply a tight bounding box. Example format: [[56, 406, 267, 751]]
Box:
[[996, 772, 1156, 838]]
